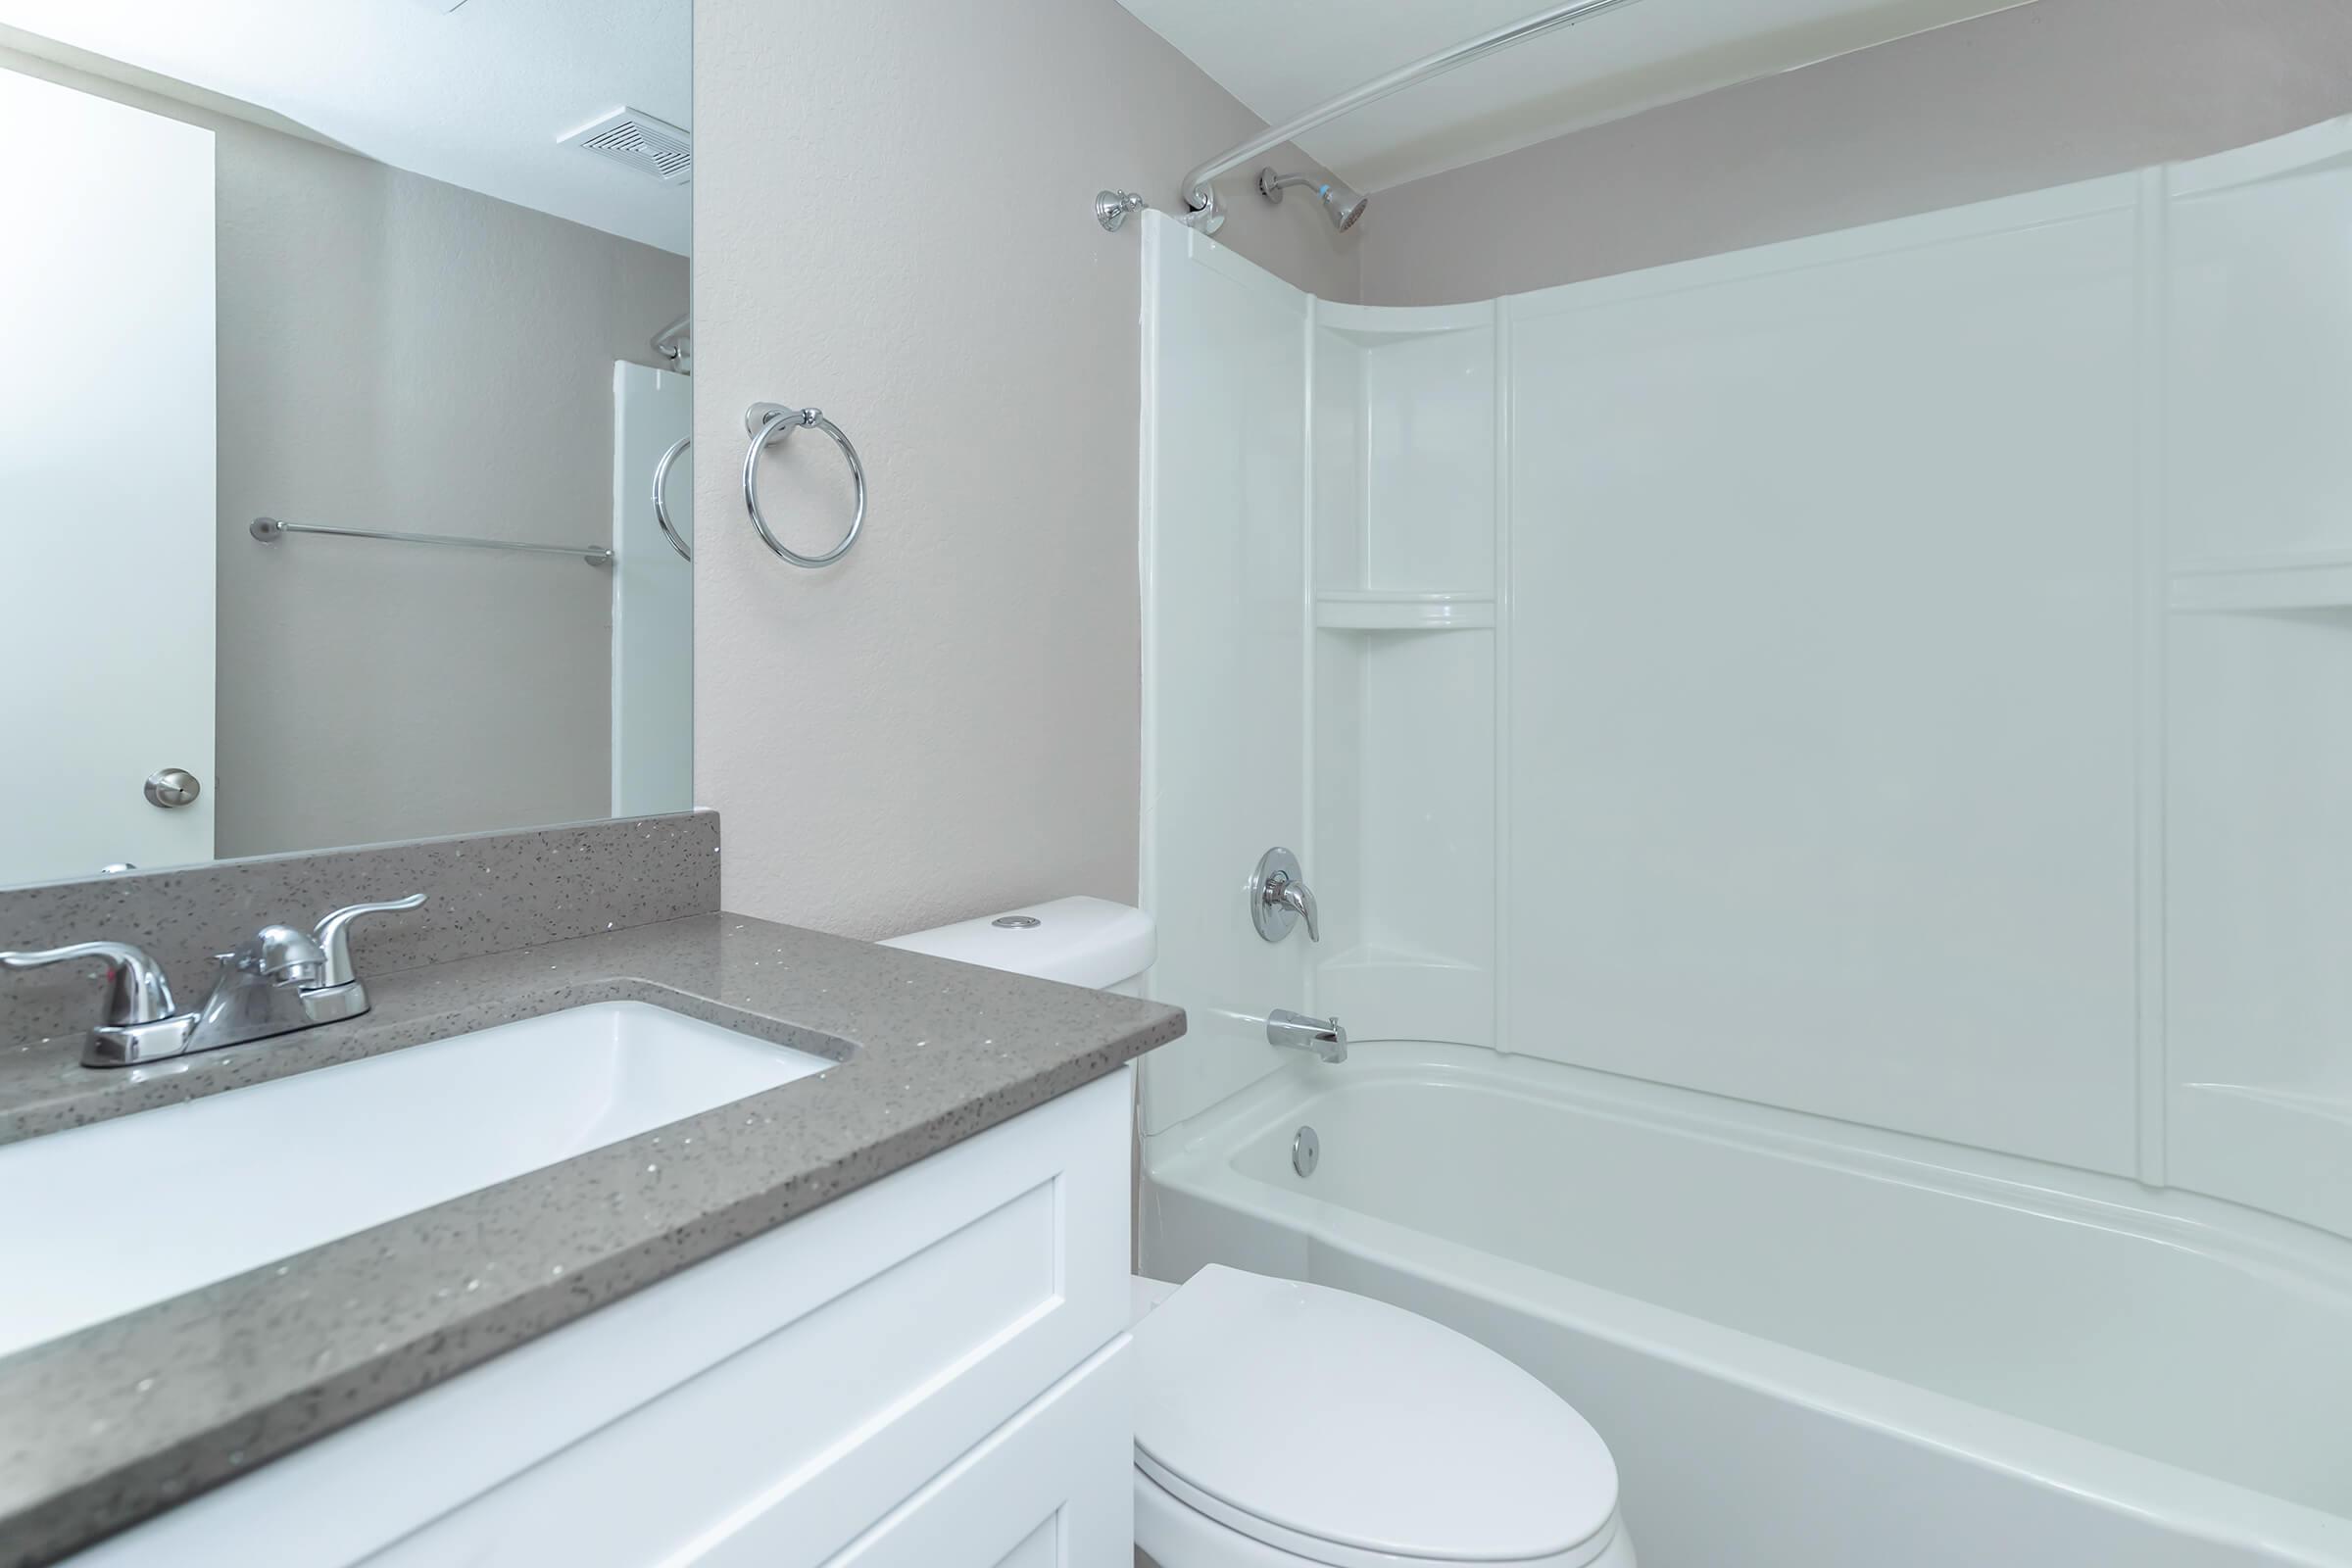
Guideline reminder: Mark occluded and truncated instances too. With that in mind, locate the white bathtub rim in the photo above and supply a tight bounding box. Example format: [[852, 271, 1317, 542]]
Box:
[[1147, 1043, 2352, 1304], [1141, 1048, 2352, 1567], [1146, 1163, 2352, 1568]]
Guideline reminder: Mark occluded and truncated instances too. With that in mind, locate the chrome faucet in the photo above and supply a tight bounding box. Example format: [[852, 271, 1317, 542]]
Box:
[[1250, 847, 1320, 944], [2, 896, 425, 1067], [1268, 1008, 1348, 1064]]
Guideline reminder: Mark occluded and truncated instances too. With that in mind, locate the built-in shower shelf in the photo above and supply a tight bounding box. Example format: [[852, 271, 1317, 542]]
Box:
[[2170, 552, 2352, 612], [1316, 591, 1496, 631]]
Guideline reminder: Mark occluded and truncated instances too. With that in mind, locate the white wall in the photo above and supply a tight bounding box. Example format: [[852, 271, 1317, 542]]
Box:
[[692, 0, 1361, 941], [1358, 0, 2352, 306]]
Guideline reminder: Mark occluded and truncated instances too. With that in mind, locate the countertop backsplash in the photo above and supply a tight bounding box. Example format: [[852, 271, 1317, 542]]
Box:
[[0, 812, 721, 1050]]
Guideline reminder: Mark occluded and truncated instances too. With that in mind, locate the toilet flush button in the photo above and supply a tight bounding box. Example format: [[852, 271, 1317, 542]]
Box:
[[991, 915, 1042, 929]]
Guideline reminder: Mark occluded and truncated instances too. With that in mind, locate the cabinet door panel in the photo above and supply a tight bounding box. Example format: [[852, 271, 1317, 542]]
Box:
[[357, 1075, 1130, 1568], [800, 1341, 1133, 1568]]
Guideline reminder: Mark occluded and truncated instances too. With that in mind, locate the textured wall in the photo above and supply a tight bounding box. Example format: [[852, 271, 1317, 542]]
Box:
[[0, 46, 688, 861], [1359, 0, 2352, 304], [693, 0, 1362, 939]]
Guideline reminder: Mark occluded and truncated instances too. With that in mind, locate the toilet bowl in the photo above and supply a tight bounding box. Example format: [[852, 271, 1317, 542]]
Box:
[[883, 900, 1635, 1568]]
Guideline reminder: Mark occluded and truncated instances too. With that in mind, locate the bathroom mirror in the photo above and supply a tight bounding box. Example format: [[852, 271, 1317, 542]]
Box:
[[0, 1, 693, 888]]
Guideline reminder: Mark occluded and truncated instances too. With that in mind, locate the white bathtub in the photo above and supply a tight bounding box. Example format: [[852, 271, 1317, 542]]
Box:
[[1140, 1044, 2352, 1568]]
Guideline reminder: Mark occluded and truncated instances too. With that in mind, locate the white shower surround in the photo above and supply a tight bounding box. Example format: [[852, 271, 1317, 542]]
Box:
[[1138, 117, 2352, 1565]]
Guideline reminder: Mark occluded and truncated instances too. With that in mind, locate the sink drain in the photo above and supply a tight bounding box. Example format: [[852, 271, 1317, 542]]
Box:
[[1292, 1125, 1320, 1178]]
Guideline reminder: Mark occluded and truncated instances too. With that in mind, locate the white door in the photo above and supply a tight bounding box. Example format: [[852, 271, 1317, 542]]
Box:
[[0, 67, 216, 882], [611, 361, 694, 817]]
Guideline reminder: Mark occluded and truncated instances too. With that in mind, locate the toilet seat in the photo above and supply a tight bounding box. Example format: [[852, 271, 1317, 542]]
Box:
[[1132, 1266, 1622, 1568]]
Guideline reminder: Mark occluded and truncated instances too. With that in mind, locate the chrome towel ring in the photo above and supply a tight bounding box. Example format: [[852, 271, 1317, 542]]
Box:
[[651, 435, 693, 562], [742, 402, 865, 568]]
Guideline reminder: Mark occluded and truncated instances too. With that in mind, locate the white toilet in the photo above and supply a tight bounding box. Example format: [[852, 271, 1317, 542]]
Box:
[[884, 899, 1637, 1568]]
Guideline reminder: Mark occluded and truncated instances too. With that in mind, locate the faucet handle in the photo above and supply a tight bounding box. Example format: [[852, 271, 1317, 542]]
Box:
[[311, 895, 426, 989], [0, 941, 178, 1025], [1250, 848, 1322, 945], [1276, 875, 1320, 943]]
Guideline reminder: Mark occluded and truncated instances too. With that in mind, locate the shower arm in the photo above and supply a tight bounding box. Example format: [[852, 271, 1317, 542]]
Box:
[[1176, 0, 1649, 232]]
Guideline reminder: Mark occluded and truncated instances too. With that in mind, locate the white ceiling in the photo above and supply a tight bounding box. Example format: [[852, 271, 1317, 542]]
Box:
[[1118, 0, 2034, 193], [0, 0, 690, 253]]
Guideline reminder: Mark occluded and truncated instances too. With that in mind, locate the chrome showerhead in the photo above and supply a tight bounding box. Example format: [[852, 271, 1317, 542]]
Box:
[[1258, 168, 1368, 232], [1320, 176, 1368, 231]]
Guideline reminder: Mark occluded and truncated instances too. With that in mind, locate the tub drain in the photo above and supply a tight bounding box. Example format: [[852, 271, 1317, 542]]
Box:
[[1292, 1125, 1320, 1178]]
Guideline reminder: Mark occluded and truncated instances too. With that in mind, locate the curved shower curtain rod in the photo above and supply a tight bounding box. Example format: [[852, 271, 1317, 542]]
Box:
[[1168, 0, 1650, 234]]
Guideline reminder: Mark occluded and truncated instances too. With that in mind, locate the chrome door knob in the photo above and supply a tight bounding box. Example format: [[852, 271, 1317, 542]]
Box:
[[143, 768, 202, 808]]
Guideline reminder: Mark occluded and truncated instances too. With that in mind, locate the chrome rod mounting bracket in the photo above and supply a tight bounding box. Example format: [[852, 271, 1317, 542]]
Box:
[[1179, 183, 1225, 235]]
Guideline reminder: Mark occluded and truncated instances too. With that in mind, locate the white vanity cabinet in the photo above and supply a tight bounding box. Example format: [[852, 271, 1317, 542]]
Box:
[[79, 1069, 1137, 1568]]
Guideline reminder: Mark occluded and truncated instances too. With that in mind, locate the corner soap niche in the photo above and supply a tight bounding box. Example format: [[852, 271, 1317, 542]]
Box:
[[1305, 298, 1501, 1051]]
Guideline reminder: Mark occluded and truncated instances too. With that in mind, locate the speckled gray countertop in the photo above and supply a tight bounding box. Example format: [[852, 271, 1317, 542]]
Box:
[[0, 912, 1185, 1567]]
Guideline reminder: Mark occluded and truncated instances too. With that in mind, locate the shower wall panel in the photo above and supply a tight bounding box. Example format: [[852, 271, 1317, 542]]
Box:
[[1137, 216, 1314, 1136], [1505, 177, 2146, 1175]]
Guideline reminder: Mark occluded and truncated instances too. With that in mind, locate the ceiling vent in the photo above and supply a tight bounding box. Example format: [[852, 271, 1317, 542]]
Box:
[[561, 108, 692, 185]]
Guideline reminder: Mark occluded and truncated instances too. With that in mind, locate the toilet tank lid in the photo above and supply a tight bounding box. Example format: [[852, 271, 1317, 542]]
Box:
[[877, 896, 1154, 990]]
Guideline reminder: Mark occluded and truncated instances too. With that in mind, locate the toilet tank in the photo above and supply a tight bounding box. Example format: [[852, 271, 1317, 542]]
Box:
[[878, 896, 1154, 994]]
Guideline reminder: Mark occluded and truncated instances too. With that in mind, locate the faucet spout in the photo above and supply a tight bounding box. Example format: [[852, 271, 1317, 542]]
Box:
[[1268, 1008, 1348, 1064], [186, 925, 332, 1053], [11, 895, 424, 1068]]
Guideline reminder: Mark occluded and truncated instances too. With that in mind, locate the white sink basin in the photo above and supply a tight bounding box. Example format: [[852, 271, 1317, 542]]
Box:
[[0, 1001, 835, 1359]]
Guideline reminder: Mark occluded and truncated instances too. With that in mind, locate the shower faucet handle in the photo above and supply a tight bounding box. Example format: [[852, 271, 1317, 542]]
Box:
[[1270, 871, 1319, 943], [1250, 847, 1320, 944]]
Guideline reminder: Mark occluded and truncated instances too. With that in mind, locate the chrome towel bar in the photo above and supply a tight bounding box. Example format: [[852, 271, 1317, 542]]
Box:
[[741, 402, 865, 569], [249, 516, 612, 568]]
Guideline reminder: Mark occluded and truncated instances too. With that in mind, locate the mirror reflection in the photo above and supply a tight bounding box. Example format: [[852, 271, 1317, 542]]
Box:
[[0, 1, 692, 887]]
